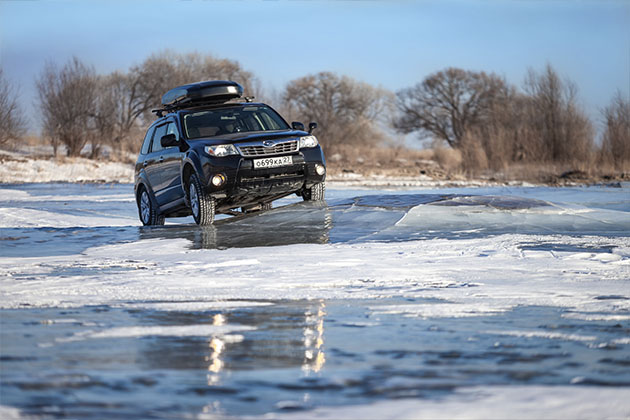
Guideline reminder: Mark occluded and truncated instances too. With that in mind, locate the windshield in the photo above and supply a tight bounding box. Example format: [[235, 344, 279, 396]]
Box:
[[183, 106, 290, 139]]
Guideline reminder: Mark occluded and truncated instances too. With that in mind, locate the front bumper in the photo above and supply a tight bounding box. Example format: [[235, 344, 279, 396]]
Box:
[[201, 148, 325, 210]]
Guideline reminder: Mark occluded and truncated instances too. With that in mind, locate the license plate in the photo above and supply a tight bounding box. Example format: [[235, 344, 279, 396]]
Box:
[[253, 155, 293, 169]]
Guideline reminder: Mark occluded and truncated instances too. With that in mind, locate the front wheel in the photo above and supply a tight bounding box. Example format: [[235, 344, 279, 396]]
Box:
[[302, 182, 325, 202], [189, 174, 215, 225], [137, 187, 165, 226]]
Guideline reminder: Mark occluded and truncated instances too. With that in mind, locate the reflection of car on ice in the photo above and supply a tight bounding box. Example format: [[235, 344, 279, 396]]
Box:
[[134, 80, 326, 226], [139, 200, 332, 249]]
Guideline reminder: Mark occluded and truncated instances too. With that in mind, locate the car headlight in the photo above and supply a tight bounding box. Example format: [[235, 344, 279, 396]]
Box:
[[204, 144, 239, 157], [299, 135, 319, 148]]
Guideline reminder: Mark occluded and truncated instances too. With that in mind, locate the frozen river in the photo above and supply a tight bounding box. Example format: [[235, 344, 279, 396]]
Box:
[[1, 183, 629, 419]]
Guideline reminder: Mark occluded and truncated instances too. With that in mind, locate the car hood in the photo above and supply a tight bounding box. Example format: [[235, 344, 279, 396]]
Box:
[[188, 130, 308, 145]]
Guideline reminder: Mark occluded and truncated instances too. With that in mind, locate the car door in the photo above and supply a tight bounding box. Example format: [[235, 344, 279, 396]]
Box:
[[160, 122, 185, 206], [145, 123, 169, 206]]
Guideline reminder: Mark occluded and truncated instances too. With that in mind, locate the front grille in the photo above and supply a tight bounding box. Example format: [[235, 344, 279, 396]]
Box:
[[238, 140, 298, 157]]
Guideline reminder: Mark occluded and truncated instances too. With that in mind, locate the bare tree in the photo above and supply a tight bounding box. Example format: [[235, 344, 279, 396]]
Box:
[[36, 57, 97, 157], [132, 50, 259, 122], [92, 72, 149, 156], [394, 68, 508, 149], [282, 72, 394, 152], [601, 91, 630, 169], [466, 89, 536, 170], [0, 68, 28, 146], [523, 64, 594, 164]]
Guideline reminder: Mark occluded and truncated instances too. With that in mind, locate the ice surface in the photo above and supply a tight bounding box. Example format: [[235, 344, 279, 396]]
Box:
[[2, 234, 628, 314], [1, 184, 629, 316], [247, 385, 630, 420], [1, 183, 629, 418]]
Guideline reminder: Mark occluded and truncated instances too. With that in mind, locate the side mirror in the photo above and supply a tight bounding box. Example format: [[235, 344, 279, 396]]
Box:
[[308, 122, 318, 134], [161, 133, 178, 148], [292, 121, 305, 131]]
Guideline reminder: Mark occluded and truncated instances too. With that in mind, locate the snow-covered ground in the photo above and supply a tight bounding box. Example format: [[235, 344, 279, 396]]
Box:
[[1, 183, 629, 419], [0, 152, 135, 184], [0, 152, 542, 187]]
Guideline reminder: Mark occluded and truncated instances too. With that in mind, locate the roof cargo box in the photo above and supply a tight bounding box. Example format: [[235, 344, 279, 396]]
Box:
[[161, 80, 243, 107]]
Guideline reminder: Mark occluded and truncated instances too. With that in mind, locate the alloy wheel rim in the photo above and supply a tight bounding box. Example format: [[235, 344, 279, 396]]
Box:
[[140, 191, 151, 224], [189, 183, 199, 218]]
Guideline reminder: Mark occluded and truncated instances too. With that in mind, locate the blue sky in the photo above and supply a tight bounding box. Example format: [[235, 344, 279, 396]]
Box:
[[1, 0, 628, 133]]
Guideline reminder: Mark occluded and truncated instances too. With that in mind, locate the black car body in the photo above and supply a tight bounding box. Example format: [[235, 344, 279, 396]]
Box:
[[134, 80, 326, 226]]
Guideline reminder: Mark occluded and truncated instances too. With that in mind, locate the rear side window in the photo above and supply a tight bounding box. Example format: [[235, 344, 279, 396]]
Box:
[[140, 127, 154, 155]]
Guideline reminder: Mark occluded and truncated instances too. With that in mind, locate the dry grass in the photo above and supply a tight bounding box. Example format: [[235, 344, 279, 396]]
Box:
[[326, 144, 629, 185], [325, 144, 455, 180]]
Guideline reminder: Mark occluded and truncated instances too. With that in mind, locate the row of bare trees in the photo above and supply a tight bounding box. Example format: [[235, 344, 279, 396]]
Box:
[[393, 65, 619, 172], [286, 65, 628, 172], [1, 52, 628, 172], [31, 51, 258, 158], [26, 52, 389, 158]]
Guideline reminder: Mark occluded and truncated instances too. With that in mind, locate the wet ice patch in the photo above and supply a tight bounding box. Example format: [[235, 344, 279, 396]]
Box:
[[251, 386, 630, 420], [562, 312, 630, 321], [371, 302, 511, 318], [0, 184, 138, 229], [485, 330, 598, 343], [340, 194, 448, 209], [431, 195, 552, 209], [121, 300, 274, 311], [56, 324, 254, 342], [390, 197, 630, 239]]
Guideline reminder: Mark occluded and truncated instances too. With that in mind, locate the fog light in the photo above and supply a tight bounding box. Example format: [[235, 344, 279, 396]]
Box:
[[211, 174, 226, 187], [315, 164, 326, 176]]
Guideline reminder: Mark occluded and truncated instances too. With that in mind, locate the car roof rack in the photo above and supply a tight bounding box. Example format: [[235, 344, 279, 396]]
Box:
[[151, 96, 256, 118], [151, 80, 257, 117]]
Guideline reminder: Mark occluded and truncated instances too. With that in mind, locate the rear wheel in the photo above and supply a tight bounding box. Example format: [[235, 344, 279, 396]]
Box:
[[137, 187, 165, 226], [302, 182, 325, 201], [189, 173, 215, 225]]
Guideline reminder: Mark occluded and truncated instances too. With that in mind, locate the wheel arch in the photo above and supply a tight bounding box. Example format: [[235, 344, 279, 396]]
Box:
[[182, 162, 196, 190], [135, 180, 159, 211], [182, 152, 206, 188]]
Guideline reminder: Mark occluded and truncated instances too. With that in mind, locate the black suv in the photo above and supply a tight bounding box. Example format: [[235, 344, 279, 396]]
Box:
[[134, 80, 326, 226]]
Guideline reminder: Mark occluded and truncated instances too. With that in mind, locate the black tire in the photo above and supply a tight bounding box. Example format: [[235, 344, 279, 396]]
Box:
[[302, 182, 325, 201], [137, 186, 165, 226], [188, 173, 215, 225]]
